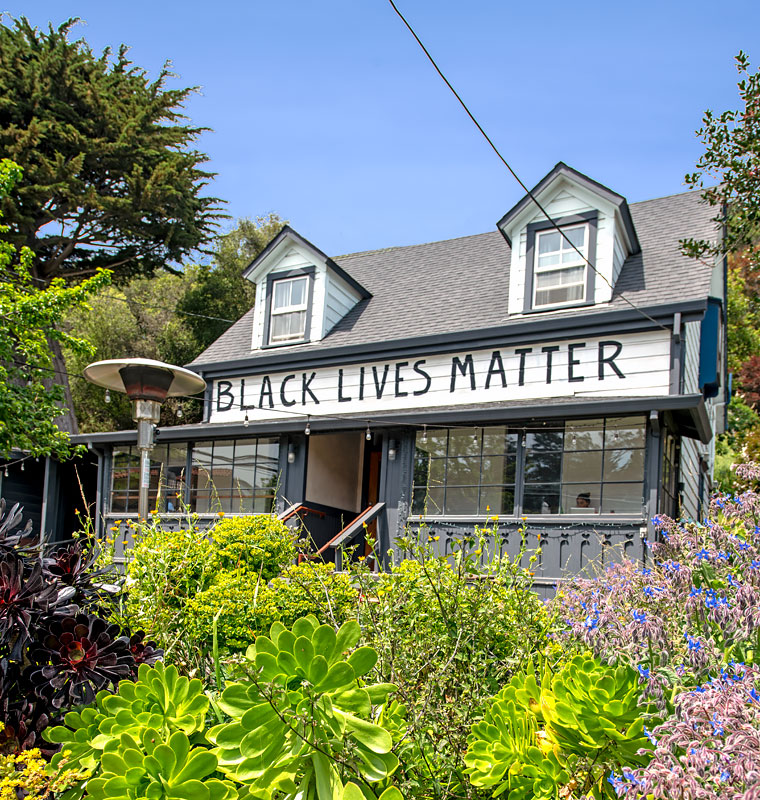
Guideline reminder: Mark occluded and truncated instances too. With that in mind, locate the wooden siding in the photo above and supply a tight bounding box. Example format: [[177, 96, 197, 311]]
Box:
[[323, 271, 362, 336]]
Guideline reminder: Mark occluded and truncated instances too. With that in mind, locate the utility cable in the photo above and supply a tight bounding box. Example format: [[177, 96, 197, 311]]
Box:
[[386, 0, 670, 333]]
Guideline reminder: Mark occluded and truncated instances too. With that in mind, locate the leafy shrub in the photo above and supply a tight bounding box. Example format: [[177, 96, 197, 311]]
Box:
[[208, 615, 398, 798], [352, 529, 555, 797], [465, 655, 656, 799], [123, 514, 298, 677]]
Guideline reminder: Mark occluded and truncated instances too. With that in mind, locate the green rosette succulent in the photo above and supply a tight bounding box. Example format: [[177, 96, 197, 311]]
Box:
[[208, 615, 399, 800], [85, 727, 236, 800], [44, 662, 211, 798], [465, 655, 657, 799]]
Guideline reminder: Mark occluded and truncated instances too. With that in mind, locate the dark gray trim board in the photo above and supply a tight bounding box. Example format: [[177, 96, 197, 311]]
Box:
[[191, 299, 711, 377], [523, 211, 598, 314], [497, 162, 641, 255], [262, 266, 316, 349], [71, 393, 711, 446]]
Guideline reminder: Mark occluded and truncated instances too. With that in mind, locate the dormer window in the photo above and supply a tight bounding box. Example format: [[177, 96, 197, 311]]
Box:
[[263, 266, 316, 347], [271, 276, 308, 342], [534, 225, 587, 308], [523, 211, 598, 313]]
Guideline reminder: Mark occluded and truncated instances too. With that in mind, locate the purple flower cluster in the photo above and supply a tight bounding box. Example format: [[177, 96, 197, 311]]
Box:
[[615, 665, 760, 799]]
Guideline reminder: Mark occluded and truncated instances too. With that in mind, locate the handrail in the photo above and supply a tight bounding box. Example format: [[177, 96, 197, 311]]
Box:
[[278, 503, 326, 523], [316, 502, 386, 556]]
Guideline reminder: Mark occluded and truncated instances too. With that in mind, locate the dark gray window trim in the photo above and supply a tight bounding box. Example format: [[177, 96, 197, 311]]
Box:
[[262, 266, 316, 349], [523, 211, 598, 314]]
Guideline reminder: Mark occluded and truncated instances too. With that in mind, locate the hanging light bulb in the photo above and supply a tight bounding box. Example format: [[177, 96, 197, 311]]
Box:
[[571, 433, 577, 446], [244, 413, 249, 428], [104, 388, 111, 404], [305, 415, 311, 436], [176, 403, 184, 419], [20, 460, 25, 472], [421, 424, 428, 445], [365, 422, 372, 441], [3, 466, 7, 477]]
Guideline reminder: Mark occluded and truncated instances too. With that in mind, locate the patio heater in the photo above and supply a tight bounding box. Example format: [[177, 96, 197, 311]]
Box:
[[83, 358, 206, 520]]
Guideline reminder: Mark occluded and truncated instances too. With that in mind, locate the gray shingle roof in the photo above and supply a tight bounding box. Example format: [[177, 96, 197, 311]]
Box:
[[191, 189, 718, 368]]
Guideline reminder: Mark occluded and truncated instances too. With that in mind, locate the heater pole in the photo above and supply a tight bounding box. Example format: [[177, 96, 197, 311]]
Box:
[[134, 400, 161, 521]]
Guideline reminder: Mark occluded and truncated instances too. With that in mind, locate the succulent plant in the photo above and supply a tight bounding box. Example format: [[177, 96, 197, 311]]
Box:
[[465, 655, 657, 799], [0, 498, 35, 553], [208, 615, 399, 799], [85, 728, 237, 800], [45, 662, 209, 795], [127, 631, 163, 675], [27, 613, 133, 708], [0, 553, 58, 659]]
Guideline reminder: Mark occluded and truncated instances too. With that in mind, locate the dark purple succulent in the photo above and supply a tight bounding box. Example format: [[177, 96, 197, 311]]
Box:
[[0, 554, 58, 660], [0, 499, 36, 554], [27, 613, 133, 707], [128, 630, 163, 676]]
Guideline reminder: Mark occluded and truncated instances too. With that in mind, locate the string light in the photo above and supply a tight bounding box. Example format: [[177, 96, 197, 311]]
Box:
[[20, 461, 24, 472], [104, 389, 111, 404], [366, 422, 372, 441], [305, 415, 311, 436], [176, 404, 184, 419], [3, 466, 7, 477], [244, 413, 249, 428], [421, 424, 428, 445]]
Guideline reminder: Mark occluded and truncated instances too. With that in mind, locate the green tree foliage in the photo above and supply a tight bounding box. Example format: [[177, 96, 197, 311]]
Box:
[[0, 16, 223, 283], [0, 159, 109, 459], [682, 51, 760, 271], [63, 215, 285, 432]]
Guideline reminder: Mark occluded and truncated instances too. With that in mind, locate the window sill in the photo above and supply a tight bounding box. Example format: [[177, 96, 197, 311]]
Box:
[[407, 513, 645, 525]]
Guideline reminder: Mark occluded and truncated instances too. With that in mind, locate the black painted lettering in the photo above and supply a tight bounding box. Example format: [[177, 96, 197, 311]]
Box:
[[568, 342, 586, 383], [394, 361, 409, 398], [338, 369, 352, 403], [240, 378, 256, 410], [359, 366, 366, 401], [515, 348, 532, 386], [542, 346, 560, 384], [372, 365, 390, 398], [598, 340, 625, 380], [302, 372, 319, 404], [258, 376, 274, 409], [450, 354, 476, 392], [280, 374, 296, 407], [412, 359, 432, 396], [485, 350, 507, 390], [216, 381, 234, 412]]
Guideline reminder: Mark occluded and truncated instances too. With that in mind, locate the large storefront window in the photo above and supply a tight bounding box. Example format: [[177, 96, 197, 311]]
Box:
[[413, 427, 518, 515], [109, 438, 280, 514], [413, 417, 646, 517]]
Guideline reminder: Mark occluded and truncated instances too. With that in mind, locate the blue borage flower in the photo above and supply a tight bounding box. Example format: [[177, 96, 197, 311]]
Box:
[[685, 633, 702, 651], [643, 726, 657, 745], [583, 615, 598, 630], [727, 573, 740, 587], [696, 547, 711, 561], [689, 586, 702, 597], [717, 550, 730, 561], [711, 714, 724, 736], [752, 559, 760, 569], [632, 609, 646, 624], [720, 770, 730, 782], [750, 688, 760, 703], [637, 664, 650, 679]]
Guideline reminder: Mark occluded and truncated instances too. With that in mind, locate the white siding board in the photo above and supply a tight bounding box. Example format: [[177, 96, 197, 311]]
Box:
[[680, 436, 701, 519], [683, 321, 700, 394]]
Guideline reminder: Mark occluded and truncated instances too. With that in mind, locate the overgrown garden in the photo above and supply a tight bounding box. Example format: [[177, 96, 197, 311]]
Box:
[[3, 472, 760, 799]]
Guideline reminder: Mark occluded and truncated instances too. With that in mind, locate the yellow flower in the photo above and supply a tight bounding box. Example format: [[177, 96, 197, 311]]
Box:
[[475, 548, 482, 556], [110, 525, 119, 531], [490, 515, 499, 521], [485, 505, 491, 512], [433, 535, 440, 541], [218, 511, 225, 517]]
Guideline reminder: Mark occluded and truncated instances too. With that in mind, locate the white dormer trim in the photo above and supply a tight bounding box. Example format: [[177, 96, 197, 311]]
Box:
[[498, 163, 640, 315], [242, 227, 370, 352]]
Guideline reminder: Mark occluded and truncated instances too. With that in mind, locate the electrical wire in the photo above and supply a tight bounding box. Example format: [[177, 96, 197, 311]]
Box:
[[386, 0, 670, 334]]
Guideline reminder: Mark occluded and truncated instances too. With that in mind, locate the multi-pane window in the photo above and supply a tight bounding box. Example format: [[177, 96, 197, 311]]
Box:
[[523, 417, 645, 514], [109, 438, 280, 514], [659, 430, 680, 517], [533, 225, 587, 308], [413, 417, 646, 517], [413, 427, 518, 515], [270, 276, 309, 343], [191, 438, 279, 513]]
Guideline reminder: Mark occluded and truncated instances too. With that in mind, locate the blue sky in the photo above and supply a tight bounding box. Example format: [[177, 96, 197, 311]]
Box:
[[5, 1, 759, 256]]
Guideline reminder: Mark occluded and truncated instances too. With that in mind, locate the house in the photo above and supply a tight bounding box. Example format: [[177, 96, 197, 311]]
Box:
[[31, 163, 727, 588]]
